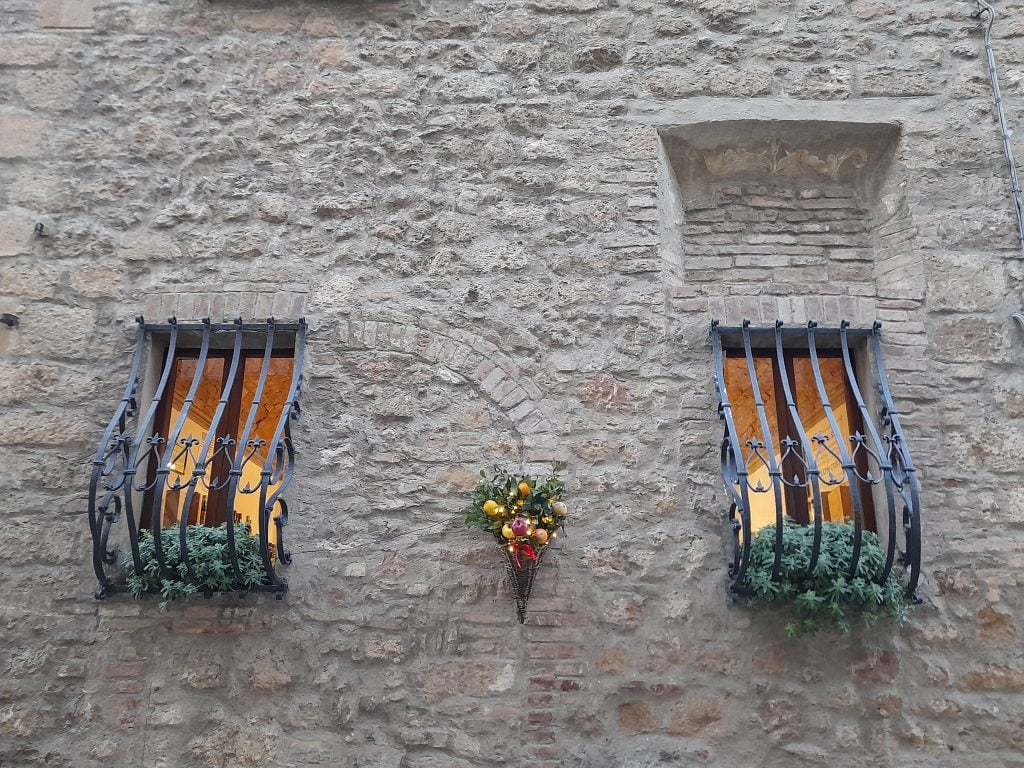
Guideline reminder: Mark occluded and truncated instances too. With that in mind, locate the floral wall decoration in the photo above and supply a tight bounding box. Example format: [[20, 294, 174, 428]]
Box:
[[465, 465, 568, 623]]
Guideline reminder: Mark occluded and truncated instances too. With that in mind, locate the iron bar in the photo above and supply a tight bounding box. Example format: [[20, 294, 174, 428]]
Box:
[[806, 324, 869, 579], [147, 320, 212, 576], [257, 319, 307, 592], [973, 0, 1024, 247], [123, 320, 179, 581], [773, 322, 824, 573], [144, 321, 304, 333], [177, 320, 244, 582], [223, 322, 277, 583], [714, 326, 876, 339], [839, 322, 899, 582], [870, 324, 922, 598], [88, 319, 146, 590], [262, 315, 305, 573], [711, 321, 754, 594], [741, 321, 785, 582]]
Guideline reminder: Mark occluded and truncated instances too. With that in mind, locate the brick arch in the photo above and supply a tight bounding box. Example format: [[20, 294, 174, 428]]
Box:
[[338, 313, 560, 462]]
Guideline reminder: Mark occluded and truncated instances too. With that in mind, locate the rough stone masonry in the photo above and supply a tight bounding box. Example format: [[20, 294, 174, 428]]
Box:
[[1, 0, 1024, 765]]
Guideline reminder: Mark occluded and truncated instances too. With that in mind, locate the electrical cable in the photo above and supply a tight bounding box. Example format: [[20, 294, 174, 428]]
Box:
[[974, 0, 1024, 248]]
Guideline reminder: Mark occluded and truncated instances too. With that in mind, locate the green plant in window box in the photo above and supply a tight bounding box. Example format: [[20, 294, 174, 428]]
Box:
[[124, 524, 266, 609], [740, 520, 910, 637]]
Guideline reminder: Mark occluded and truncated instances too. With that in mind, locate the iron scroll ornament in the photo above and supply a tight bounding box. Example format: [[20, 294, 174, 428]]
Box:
[[87, 316, 306, 599], [710, 320, 922, 602]]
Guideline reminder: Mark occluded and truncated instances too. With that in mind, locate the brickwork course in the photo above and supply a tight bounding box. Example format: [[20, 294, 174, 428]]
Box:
[[1, 0, 1024, 765]]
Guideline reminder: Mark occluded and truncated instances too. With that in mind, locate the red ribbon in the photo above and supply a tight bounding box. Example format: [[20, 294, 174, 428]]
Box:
[[510, 542, 538, 568]]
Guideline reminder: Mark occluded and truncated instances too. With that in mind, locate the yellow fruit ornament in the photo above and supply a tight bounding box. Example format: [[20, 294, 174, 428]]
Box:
[[518, 482, 531, 497], [534, 529, 549, 545], [551, 501, 567, 516], [483, 500, 499, 517], [501, 524, 515, 539]]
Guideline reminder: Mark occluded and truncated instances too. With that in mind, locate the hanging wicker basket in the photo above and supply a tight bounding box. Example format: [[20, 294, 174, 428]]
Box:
[[501, 545, 545, 624]]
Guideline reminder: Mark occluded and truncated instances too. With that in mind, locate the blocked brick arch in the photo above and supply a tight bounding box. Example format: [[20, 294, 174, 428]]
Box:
[[338, 312, 588, 760], [338, 313, 559, 461]]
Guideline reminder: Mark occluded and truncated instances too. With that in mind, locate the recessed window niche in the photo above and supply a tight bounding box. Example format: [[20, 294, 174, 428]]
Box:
[[659, 118, 916, 320]]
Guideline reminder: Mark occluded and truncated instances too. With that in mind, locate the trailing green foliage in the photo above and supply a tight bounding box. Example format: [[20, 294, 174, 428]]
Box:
[[741, 520, 910, 636], [123, 524, 266, 609]]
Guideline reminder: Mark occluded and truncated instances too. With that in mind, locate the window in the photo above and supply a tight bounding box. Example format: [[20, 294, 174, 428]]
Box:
[[722, 348, 877, 534], [141, 350, 294, 549], [88, 318, 306, 599], [711, 320, 921, 598]]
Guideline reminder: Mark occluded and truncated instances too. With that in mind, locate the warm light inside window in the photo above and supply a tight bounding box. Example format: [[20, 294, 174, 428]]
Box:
[[153, 351, 294, 555], [724, 350, 874, 533]]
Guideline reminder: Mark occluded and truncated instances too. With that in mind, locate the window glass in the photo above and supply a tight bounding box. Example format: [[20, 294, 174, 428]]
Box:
[[791, 357, 855, 524], [724, 354, 787, 531], [160, 356, 224, 527], [233, 356, 293, 555], [153, 351, 293, 559], [724, 351, 874, 533]]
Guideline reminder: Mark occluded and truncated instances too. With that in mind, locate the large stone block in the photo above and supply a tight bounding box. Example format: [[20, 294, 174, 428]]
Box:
[[69, 265, 126, 297], [930, 318, 1008, 362], [0, 115, 47, 158], [0, 410, 90, 445], [15, 71, 80, 111], [16, 304, 97, 359], [960, 664, 1024, 691], [667, 698, 723, 736], [617, 700, 659, 733], [188, 720, 277, 767], [0, 263, 57, 299], [0, 211, 35, 256], [115, 233, 181, 261], [416, 661, 517, 696], [0, 36, 60, 66], [0, 363, 62, 405], [39, 0, 94, 29], [927, 253, 1006, 311]]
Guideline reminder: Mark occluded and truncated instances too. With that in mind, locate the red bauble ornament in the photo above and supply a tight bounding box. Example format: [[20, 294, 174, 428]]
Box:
[[511, 517, 529, 536]]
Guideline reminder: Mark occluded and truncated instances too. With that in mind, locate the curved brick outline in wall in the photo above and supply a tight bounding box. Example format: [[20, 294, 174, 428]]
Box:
[[337, 313, 562, 467]]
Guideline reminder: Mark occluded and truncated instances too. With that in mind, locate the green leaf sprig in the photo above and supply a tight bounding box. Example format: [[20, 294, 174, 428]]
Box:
[[465, 463, 567, 544], [741, 519, 910, 636], [123, 524, 267, 609]]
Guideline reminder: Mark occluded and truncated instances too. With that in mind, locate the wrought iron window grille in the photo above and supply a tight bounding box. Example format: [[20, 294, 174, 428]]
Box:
[[88, 316, 306, 600], [710, 319, 922, 602]]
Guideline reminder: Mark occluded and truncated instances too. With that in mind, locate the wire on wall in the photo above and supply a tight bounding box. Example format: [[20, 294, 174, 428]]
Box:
[[973, 0, 1024, 249]]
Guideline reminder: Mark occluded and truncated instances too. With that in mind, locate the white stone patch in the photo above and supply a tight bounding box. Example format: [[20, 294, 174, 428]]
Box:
[[488, 663, 516, 692], [309, 273, 357, 308], [344, 563, 367, 578], [435, 366, 464, 384], [319, 444, 356, 469]]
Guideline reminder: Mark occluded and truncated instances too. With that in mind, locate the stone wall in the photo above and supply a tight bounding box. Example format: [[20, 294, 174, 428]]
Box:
[[2, 0, 1024, 765]]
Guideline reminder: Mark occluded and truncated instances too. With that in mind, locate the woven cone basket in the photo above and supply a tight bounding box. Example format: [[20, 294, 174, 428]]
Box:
[[501, 546, 545, 623]]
